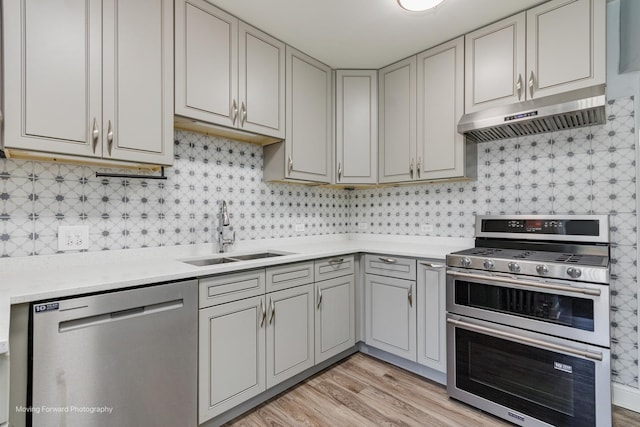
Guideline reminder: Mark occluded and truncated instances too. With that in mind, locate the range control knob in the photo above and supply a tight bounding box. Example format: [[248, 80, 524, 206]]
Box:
[[508, 262, 521, 273], [483, 259, 495, 269], [536, 264, 549, 275], [460, 257, 471, 267], [566, 267, 582, 279]]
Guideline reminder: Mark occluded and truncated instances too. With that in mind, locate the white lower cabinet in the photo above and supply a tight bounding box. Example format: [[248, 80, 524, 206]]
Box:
[[315, 275, 355, 364], [365, 274, 416, 361], [0, 352, 7, 426], [266, 284, 315, 388], [198, 295, 266, 423], [416, 261, 447, 372]]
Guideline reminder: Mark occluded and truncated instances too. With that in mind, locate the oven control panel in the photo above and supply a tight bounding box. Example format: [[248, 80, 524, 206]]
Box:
[[476, 215, 608, 242]]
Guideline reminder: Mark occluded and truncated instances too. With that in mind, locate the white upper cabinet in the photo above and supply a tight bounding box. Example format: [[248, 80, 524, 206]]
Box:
[[526, 0, 605, 99], [335, 70, 378, 185], [3, 0, 174, 166], [465, 13, 526, 113], [175, 0, 285, 140], [465, 0, 605, 112], [378, 57, 417, 184], [417, 36, 469, 181]]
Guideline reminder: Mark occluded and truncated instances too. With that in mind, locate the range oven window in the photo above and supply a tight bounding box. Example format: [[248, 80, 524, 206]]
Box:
[[455, 281, 594, 331], [455, 328, 596, 426]]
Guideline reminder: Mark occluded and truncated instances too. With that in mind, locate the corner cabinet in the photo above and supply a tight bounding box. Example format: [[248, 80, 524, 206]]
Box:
[[335, 70, 378, 185], [264, 47, 332, 184], [465, 0, 605, 112], [174, 0, 285, 141], [2, 0, 174, 166]]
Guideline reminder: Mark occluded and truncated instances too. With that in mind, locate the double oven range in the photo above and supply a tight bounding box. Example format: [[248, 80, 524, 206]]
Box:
[[446, 215, 611, 427]]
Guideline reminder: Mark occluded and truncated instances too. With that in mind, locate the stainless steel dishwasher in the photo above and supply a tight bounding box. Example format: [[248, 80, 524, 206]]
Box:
[[29, 280, 198, 427]]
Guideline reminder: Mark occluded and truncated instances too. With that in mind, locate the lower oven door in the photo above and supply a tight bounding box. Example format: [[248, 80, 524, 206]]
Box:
[[446, 268, 610, 347], [447, 313, 611, 427]]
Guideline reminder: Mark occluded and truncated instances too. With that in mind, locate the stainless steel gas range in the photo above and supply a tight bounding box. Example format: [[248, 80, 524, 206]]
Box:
[[445, 215, 611, 427]]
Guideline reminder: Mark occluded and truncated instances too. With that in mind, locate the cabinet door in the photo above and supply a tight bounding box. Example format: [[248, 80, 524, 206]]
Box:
[[378, 57, 416, 183], [286, 46, 332, 183], [526, 0, 605, 99], [315, 275, 356, 363], [266, 284, 314, 388], [416, 261, 446, 373], [198, 295, 266, 423], [175, 0, 238, 128], [103, 0, 174, 165], [335, 70, 378, 185], [416, 37, 465, 181], [3, 0, 102, 157], [239, 22, 285, 139], [365, 274, 416, 361], [465, 12, 526, 113]]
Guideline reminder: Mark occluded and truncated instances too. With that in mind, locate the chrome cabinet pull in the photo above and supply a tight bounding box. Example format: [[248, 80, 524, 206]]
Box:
[[328, 257, 344, 264], [528, 71, 535, 98], [447, 271, 601, 296], [420, 262, 444, 268], [338, 163, 342, 181], [260, 299, 266, 327], [408, 286, 413, 307], [447, 318, 603, 361], [417, 157, 421, 179], [516, 74, 523, 100], [91, 118, 99, 153], [378, 257, 397, 264], [317, 287, 323, 309], [231, 99, 239, 125], [269, 298, 275, 324], [107, 120, 114, 156], [409, 158, 414, 179], [240, 102, 247, 127], [0, 109, 3, 124], [287, 156, 293, 175]]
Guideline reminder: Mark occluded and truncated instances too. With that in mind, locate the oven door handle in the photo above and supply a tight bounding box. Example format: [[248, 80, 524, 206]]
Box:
[[447, 318, 603, 361], [447, 271, 601, 297]]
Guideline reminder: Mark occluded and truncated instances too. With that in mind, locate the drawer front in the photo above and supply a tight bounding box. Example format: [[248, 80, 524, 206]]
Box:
[[199, 269, 266, 308], [315, 255, 355, 281], [266, 261, 314, 292], [364, 254, 416, 280]]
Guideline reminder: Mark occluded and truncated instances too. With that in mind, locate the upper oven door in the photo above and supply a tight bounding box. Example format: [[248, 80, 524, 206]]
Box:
[[446, 268, 610, 347]]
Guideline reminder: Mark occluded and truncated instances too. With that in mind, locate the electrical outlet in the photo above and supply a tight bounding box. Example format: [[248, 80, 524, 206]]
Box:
[[358, 222, 368, 231], [58, 225, 90, 251], [421, 224, 434, 233], [294, 223, 305, 232]]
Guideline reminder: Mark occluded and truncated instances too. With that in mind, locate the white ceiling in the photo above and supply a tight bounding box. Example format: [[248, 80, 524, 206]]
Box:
[[206, 0, 545, 69]]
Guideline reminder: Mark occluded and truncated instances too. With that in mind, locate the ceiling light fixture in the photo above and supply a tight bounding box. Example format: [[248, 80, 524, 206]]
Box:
[[397, 0, 445, 12]]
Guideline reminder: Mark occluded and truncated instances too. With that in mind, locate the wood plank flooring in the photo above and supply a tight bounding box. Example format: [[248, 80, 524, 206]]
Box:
[[225, 353, 640, 427]]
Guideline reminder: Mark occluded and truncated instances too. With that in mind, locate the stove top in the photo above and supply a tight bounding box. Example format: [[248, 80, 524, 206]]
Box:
[[453, 247, 609, 267]]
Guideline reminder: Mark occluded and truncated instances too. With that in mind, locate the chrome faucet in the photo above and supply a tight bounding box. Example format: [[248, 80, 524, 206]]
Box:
[[218, 200, 235, 253]]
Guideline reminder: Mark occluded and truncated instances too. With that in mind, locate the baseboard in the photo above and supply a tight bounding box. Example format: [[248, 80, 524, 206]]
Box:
[[613, 383, 640, 413]]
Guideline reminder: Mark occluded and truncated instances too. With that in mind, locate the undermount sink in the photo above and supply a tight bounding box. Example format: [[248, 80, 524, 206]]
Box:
[[182, 251, 288, 267]]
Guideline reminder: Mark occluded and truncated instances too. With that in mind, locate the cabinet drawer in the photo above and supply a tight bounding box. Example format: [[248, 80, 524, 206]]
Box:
[[199, 269, 266, 308], [364, 254, 416, 281], [266, 261, 314, 292], [315, 255, 355, 281]]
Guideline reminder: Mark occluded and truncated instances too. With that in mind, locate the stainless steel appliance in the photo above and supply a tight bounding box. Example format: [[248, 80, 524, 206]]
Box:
[[29, 280, 198, 427], [446, 214, 611, 427]]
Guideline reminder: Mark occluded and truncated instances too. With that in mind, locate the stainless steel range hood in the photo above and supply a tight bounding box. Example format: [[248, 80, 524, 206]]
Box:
[[458, 85, 606, 143]]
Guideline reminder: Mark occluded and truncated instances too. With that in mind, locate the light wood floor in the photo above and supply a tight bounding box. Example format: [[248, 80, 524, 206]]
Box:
[[226, 353, 640, 427]]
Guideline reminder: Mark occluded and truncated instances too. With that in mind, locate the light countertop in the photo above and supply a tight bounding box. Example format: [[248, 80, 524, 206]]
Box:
[[0, 233, 474, 354]]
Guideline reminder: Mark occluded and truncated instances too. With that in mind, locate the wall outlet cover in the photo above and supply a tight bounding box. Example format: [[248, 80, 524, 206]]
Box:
[[421, 224, 434, 233], [358, 222, 368, 230], [58, 225, 90, 251], [294, 223, 305, 232]]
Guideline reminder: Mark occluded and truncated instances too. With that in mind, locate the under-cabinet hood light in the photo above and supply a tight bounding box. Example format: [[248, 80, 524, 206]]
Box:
[[397, 0, 445, 12]]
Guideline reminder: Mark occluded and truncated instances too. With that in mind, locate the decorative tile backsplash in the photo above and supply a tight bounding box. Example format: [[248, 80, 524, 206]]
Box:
[[0, 97, 637, 388]]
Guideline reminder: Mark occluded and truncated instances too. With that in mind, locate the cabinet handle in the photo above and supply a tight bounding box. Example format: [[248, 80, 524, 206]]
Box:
[[516, 74, 523, 100], [408, 286, 413, 307], [528, 71, 535, 98], [288, 156, 293, 175], [378, 257, 397, 264], [269, 298, 275, 324], [231, 99, 239, 126], [0, 110, 3, 124], [338, 163, 342, 181], [107, 120, 114, 156], [328, 257, 344, 264], [417, 157, 421, 179], [420, 262, 444, 268], [260, 299, 266, 327], [91, 118, 99, 153], [240, 102, 247, 127], [409, 158, 414, 179], [317, 287, 323, 309]]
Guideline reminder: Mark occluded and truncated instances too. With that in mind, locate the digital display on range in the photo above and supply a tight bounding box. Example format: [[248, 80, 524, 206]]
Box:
[[482, 219, 599, 236]]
